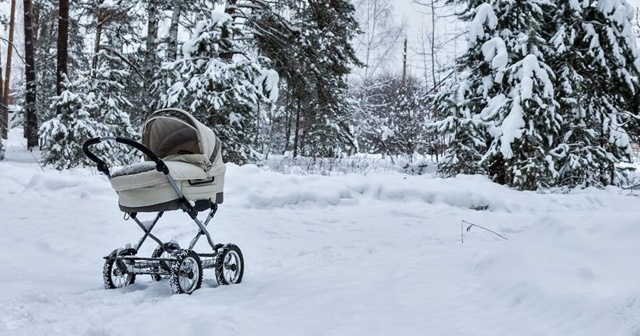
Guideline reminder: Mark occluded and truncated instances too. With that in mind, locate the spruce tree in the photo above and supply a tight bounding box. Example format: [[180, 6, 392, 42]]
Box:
[[549, 0, 640, 187], [157, 11, 278, 164], [436, 0, 562, 189], [436, 0, 640, 189], [478, 0, 561, 190], [432, 3, 498, 177], [40, 69, 137, 170], [40, 75, 97, 169]]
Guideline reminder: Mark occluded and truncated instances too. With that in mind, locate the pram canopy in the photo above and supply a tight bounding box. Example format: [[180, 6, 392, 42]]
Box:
[[142, 109, 222, 170]]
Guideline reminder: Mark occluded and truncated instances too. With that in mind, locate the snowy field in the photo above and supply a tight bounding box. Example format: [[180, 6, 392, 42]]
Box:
[[2, 129, 640, 336]]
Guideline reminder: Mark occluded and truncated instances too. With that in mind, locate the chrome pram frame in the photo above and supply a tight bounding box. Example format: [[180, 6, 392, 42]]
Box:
[[83, 137, 244, 294]]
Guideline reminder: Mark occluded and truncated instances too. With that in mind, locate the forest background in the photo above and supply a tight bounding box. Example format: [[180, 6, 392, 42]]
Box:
[[0, 0, 638, 191]]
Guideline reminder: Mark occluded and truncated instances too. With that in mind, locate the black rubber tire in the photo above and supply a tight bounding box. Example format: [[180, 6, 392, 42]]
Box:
[[103, 248, 137, 289], [150, 242, 180, 281], [215, 244, 244, 285], [169, 249, 203, 294]]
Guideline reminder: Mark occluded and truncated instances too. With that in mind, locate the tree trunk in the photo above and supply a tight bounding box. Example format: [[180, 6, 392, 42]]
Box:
[[284, 92, 291, 151], [220, 0, 237, 60], [24, 0, 38, 149], [56, 0, 69, 97], [92, 21, 103, 72], [401, 38, 407, 88], [293, 98, 301, 158], [142, 0, 159, 115], [4, 0, 16, 110], [167, 0, 183, 61], [0, 50, 6, 140], [0, 44, 5, 140], [430, 0, 437, 89]]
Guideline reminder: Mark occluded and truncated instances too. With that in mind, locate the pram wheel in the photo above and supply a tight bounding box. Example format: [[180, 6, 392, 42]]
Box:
[[215, 244, 244, 285], [169, 249, 203, 294], [151, 242, 181, 281], [103, 248, 136, 289]]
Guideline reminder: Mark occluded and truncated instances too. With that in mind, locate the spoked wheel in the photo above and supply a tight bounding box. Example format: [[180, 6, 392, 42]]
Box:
[[215, 244, 244, 285], [103, 248, 137, 289], [151, 242, 180, 281], [169, 249, 203, 294]]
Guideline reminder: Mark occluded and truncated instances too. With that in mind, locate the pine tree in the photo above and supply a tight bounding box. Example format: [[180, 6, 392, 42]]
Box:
[[157, 11, 278, 164], [251, 0, 362, 157]]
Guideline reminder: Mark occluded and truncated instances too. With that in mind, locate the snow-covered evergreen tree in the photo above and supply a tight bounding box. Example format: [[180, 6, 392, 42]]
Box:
[[40, 75, 97, 170], [39, 68, 138, 170], [435, 0, 640, 190], [0, 137, 4, 161], [478, 0, 561, 190], [157, 11, 278, 164], [549, 0, 640, 187], [432, 3, 498, 177]]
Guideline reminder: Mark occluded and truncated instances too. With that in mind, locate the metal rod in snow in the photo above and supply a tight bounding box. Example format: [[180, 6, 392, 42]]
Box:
[[461, 220, 508, 243]]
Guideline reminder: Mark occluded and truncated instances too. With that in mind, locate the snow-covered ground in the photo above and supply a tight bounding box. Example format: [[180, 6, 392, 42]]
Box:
[[2, 129, 640, 336]]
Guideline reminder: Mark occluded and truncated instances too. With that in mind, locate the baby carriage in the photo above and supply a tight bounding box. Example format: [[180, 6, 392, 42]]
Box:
[[83, 108, 244, 294]]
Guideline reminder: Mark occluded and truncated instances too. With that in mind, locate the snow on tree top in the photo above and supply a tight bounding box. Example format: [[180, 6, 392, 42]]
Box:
[[469, 4, 497, 46]]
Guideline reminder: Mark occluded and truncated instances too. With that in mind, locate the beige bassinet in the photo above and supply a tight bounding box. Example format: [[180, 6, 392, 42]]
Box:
[[109, 109, 225, 212]]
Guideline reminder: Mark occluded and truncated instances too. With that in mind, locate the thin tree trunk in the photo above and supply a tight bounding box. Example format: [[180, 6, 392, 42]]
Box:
[[24, 0, 38, 149], [4, 0, 16, 109], [430, 0, 437, 88], [0, 44, 5, 140], [220, 0, 237, 60], [284, 92, 291, 151], [293, 98, 301, 158], [401, 38, 407, 88], [143, 0, 159, 115], [92, 21, 102, 72], [56, 0, 69, 97], [167, 0, 183, 61]]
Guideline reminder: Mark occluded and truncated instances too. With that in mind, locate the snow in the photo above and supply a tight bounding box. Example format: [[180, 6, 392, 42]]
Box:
[[3, 128, 640, 335], [469, 4, 497, 45], [264, 69, 280, 103], [516, 54, 554, 100], [500, 103, 525, 159], [481, 37, 508, 72]]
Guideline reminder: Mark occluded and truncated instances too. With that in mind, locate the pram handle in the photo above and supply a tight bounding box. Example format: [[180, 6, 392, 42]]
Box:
[[82, 137, 169, 176]]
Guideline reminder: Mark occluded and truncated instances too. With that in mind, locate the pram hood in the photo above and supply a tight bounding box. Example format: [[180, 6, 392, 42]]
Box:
[[142, 108, 222, 170]]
